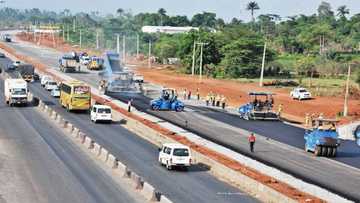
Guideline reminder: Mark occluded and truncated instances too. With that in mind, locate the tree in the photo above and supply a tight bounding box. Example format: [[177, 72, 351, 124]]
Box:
[[317, 1, 334, 19], [191, 12, 217, 28], [116, 8, 124, 16], [158, 8, 167, 26], [246, 1, 260, 23], [337, 5, 349, 19]]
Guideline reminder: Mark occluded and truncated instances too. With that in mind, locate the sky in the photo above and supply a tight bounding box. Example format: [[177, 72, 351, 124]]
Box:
[[3, 0, 360, 22]]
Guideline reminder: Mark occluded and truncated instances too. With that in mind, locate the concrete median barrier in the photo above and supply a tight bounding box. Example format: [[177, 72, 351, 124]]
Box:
[[71, 127, 80, 137], [78, 132, 86, 144], [83, 136, 92, 148], [159, 195, 173, 203], [92, 143, 101, 156], [50, 110, 57, 119], [116, 161, 126, 176], [99, 147, 108, 162], [141, 182, 157, 201], [106, 153, 117, 169], [130, 172, 143, 190]]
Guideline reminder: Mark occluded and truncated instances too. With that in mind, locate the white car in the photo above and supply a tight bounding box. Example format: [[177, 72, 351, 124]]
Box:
[[45, 80, 58, 91], [51, 87, 60, 97], [91, 105, 112, 123], [13, 61, 21, 67], [41, 75, 52, 87], [290, 87, 312, 100], [80, 56, 90, 65], [158, 143, 192, 170]]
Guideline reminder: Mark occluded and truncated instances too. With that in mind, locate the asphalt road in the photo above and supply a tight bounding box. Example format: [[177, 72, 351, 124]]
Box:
[[2, 38, 360, 201], [0, 73, 144, 203], [0, 60, 258, 202]]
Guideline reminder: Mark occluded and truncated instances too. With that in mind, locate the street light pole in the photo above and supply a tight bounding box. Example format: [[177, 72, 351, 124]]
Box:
[[148, 40, 152, 68], [116, 34, 120, 54], [191, 41, 196, 76], [343, 63, 351, 117], [79, 29, 82, 48], [96, 30, 99, 49], [122, 35, 126, 64], [259, 41, 267, 87], [196, 42, 208, 83], [136, 34, 139, 58]]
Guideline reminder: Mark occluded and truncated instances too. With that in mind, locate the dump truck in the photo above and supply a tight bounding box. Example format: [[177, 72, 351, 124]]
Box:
[[2, 34, 11, 42], [16, 64, 35, 82], [4, 78, 28, 106], [59, 54, 80, 73]]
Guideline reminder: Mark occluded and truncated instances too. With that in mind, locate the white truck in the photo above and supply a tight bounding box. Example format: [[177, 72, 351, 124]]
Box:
[[4, 78, 28, 106]]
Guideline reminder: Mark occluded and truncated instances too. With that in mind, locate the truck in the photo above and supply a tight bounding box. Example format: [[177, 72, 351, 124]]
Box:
[[16, 64, 35, 82], [59, 54, 80, 73], [4, 78, 28, 106], [2, 34, 11, 42]]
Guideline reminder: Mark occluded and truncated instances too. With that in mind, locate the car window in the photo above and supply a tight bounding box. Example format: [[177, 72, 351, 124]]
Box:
[[162, 146, 167, 153], [173, 148, 189, 156], [98, 108, 111, 114], [92, 107, 96, 112], [299, 89, 307, 93], [166, 147, 172, 155]]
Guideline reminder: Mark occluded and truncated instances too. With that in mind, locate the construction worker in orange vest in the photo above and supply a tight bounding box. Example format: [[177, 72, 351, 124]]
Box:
[[248, 133, 256, 152]]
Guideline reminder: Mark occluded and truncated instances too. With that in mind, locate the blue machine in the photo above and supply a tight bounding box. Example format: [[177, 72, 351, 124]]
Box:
[[354, 125, 360, 147], [304, 118, 341, 157], [150, 88, 184, 112], [238, 92, 278, 120]]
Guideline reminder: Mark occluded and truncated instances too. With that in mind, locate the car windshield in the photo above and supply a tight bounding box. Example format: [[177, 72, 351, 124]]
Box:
[[98, 108, 111, 113], [173, 148, 189, 156], [299, 89, 307, 93], [12, 88, 26, 95], [48, 82, 57, 85]]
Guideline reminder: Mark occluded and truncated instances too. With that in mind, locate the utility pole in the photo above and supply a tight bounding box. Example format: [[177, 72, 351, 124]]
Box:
[[196, 42, 208, 83], [116, 34, 120, 54], [96, 30, 99, 49], [122, 35, 126, 64], [73, 17, 76, 32], [148, 40, 152, 68], [259, 41, 267, 87], [79, 29, 82, 48], [343, 63, 351, 117], [67, 26, 69, 41], [62, 26, 65, 41], [52, 31, 56, 47], [191, 41, 196, 76], [136, 34, 139, 58]]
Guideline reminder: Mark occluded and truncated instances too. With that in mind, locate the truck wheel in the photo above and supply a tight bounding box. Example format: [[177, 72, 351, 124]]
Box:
[[321, 147, 328, 156], [327, 147, 333, 157], [243, 113, 250, 120], [175, 106, 183, 112], [314, 146, 321, 156], [166, 162, 172, 170], [332, 148, 337, 157]]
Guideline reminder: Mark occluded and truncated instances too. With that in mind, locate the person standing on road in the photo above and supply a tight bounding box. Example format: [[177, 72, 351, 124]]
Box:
[[188, 90, 192, 100], [215, 94, 221, 107], [196, 88, 200, 100], [248, 133, 256, 152], [205, 93, 210, 106], [127, 99, 133, 112], [221, 95, 226, 109], [183, 89, 187, 100], [277, 104, 283, 118]]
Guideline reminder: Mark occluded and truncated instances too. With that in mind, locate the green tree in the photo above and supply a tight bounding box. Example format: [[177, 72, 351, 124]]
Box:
[[337, 5, 349, 19], [158, 8, 167, 26], [317, 1, 334, 20], [246, 1, 260, 23], [191, 12, 217, 28]]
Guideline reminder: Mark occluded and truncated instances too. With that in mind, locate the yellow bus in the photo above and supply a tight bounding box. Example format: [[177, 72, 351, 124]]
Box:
[[59, 80, 91, 111]]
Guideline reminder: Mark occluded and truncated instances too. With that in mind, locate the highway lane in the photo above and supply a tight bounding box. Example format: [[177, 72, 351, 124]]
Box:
[[0, 74, 144, 203], [6, 67, 258, 202], [3, 39, 360, 201]]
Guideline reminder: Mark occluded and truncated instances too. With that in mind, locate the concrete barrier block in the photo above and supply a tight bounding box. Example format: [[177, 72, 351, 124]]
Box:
[[51, 111, 58, 119], [92, 143, 101, 156], [83, 136, 93, 148], [72, 127, 80, 137], [99, 148, 108, 162], [106, 153, 117, 169], [78, 132, 86, 143], [116, 161, 126, 176], [65, 122, 73, 132], [130, 172, 143, 189], [44, 105, 49, 112], [159, 195, 173, 203], [141, 182, 157, 201]]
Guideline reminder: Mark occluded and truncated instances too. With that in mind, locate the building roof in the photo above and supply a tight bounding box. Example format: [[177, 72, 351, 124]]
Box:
[[142, 26, 199, 34]]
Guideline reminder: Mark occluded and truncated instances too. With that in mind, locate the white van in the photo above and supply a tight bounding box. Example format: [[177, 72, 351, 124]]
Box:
[[91, 104, 112, 123], [158, 143, 192, 170], [45, 80, 58, 91], [41, 75, 52, 87]]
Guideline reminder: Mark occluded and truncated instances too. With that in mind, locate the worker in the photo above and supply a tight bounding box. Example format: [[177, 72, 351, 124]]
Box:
[[183, 89, 187, 100], [188, 90, 192, 100], [196, 88, 200, 100], [248, 133, 256, 153], [310, 113, 316, 126], [221, 95, 226, 109], [305, 113, 310, 127], [127, 99, 133, 112], [205, 93, 210, 106], [216, 94, 221, 107], [212, 93, 216, 106], [278, 104, 283, 118], [318, 113, 324, 119], [99, 79, 106, 94]]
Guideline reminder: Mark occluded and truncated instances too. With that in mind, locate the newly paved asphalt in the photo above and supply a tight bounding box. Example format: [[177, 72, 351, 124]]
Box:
[[2, 36, 360, 201], [0, 72, 144, 203]]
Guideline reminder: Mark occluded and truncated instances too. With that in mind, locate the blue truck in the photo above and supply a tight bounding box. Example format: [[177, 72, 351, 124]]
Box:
[[355, 125, 360, 147], [304, 118, 341, 157], [238, 92, 278, 120], [150, 88, 184, 112]]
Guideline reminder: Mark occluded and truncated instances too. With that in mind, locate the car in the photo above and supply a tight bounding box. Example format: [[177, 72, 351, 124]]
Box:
[[51, 87, 60, 97], [33, 73, 40, 81], [80, 56, 90, 65], [0, 52, 5, 58], [354, 125, 360, 147], [290, 87, 312, 100], [45, 80, 58, 91], [13, 61, 21, 67], [41, 75, 52, 87], [158, 143, 192, 170], [90, 105, 112, 123], [6, 64, 16, 71]]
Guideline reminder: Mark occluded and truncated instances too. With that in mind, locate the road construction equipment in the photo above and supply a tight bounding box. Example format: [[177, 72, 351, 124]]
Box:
[[87, 57, 104, 70], [150, 88, 184, 112], [238, 92, 278, 120]]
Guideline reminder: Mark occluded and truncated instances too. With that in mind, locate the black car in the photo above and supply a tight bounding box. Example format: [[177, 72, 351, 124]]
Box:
[[33, 73, 40, 81]]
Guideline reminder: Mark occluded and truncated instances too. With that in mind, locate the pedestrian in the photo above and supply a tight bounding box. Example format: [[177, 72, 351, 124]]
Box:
[[277, 104, 283, 118], [221, 95, 226, 109], [205, 93, 210, 106], [188, 90, 192, 100], [183, 89, 187, 100], [196, 88, 200, 100], [305, 113, 310, 127], [248, 133, 256, 152], [127, 99, 133, 112], [212, 94, 216, 106], [216, 94, 221, 107]]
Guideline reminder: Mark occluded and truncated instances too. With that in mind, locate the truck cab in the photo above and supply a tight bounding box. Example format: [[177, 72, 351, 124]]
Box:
[[304, 118, 340, 157], [4, 79, 28, 106]]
